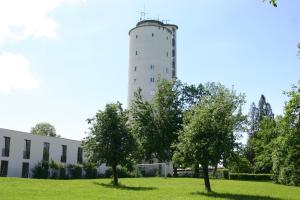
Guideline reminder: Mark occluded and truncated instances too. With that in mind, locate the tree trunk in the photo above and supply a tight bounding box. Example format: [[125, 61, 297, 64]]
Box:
[[193, 163, 199, 178], [173, 166, 178, 177], [112, 165, 118, 186], [202, 164, 212, 192], [213, 163, 218, 178]]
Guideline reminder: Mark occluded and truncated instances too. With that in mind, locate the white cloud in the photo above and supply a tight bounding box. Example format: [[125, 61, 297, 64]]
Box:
[[0, 0, 85, 44], [0, 52, 40, 92]]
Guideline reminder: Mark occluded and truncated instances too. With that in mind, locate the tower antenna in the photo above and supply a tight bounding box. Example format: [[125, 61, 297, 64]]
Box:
[[139, 4, 148, 21]]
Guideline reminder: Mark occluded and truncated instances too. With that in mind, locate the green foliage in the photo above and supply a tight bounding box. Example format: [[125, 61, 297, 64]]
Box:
[[83, 102, 136, 185], [263, 0, 277, 7], [83, 162, 97, 179], [175, 83, 246, 192], [30, 122, 59, 137], [229, 173, 272, 181], [130, 78, 182, 163], [104, 166, 134, 178], [272, 82, 300, 186], [32, 161, 49, 179], [227, 154, 253, 173], [67, 164, 83, 179]]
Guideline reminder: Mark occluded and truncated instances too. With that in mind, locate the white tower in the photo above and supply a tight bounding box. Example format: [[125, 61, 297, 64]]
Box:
[[127, 19, 178, 107]]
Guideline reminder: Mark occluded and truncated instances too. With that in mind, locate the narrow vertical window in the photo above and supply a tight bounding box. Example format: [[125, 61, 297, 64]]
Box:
[[0, 160, 8, 177], [23, 140, 31, 159], [134, 66, 137, 71], [136, 35, 138, 39], [61, 145, 67, 163], [152, 33, 154, 37], [150, 65, 154, 70], [166, 36, 168, 40], [77, 147, 83, 164], [150, 77, 155, 83], [136, 51, 138, 55], [172, 50, 175, 57], [2, 137, 10, 157], [166, 52, 169, 57], [172, 38, 175, 46], [43, 142, 50, 161], [22, 162, 29, 178]]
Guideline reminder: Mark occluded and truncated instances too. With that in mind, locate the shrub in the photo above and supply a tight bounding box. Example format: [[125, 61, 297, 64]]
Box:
[[83, 162, 98, 179], [105, 166, 134, 178], [222, 169, 229, 179], [32, 161, 49, 179], [67, 164, 83, 179], [229, 173, 272, 181]]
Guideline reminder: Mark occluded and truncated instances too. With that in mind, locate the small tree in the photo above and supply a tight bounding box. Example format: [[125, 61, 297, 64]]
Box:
[[31, 122, 59, 137], [175, 84, 245, 192], [83, 102, 135, 186]]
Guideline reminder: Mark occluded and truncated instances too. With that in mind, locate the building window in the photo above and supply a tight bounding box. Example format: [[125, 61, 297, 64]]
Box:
[[134, 66, 137, 71], [172, 50, 175, 57], [150, 65, 154, 70], [166, 52, 169, 57], [136, 51, 138, 55], [77, 147, 83, 164], [136, 35, 138, 39], [172, 61, 176, 69], [0, 160, 8, 177], [152, 33, 154, 37], [166, 36, 168, 40], [22, 162, 29, 178], [23, 140, 31, 159], [43, 142, 50, 161], [172, 38, 175, 46], [61, 145, 67, 163], [172, 70, 176, 78], [150, 77, 155, 83], [2, 137, 10, 157]]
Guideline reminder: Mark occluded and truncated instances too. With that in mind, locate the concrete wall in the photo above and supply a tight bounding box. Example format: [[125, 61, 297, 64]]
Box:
[[127, 20, 178, 107], [0, 128, 86, 177]]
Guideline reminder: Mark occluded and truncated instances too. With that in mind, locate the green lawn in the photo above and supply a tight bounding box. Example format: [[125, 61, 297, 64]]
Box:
[[0, 177, 299, 200]]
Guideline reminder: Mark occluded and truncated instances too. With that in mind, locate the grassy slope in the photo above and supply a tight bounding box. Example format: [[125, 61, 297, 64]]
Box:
[[0, 178, 299, 200]]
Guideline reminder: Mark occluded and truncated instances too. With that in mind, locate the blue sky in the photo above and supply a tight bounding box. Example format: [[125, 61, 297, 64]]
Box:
[[0, 0, 299, 142]]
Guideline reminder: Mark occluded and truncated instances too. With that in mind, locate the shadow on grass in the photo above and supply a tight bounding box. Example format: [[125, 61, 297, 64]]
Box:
[[93, 182, 157, 191], [191, 191, 283, 200]]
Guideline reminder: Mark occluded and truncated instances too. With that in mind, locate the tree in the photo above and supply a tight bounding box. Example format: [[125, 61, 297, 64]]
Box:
[[31, 122, 59, 137], [264, 0, 277, 7], [272, 82, 300, 185], [175, 84, 245, 192], [83, 103, 136, 186], [130, 78, 182, 175]]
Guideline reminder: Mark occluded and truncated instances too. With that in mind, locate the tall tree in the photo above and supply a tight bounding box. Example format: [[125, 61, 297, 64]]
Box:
[[272, 81, 300, 185], [130, 78, 182, 172], [31, 122, 59, 137], [175, 84, 245, 192], [83, 103, 135, 186]]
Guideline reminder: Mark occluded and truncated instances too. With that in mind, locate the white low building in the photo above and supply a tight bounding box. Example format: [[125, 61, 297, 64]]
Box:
[[0, 128, 107, 178]]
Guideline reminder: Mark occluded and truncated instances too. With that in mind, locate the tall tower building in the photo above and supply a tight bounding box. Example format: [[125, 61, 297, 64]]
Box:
[[127, 19, 178, 107]]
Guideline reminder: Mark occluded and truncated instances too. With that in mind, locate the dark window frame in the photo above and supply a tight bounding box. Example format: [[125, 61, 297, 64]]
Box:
[[43, 142, 50, 161], [61, 145, 67, 163], [2, 137, 10, 157], [0, 160, 8, 177]]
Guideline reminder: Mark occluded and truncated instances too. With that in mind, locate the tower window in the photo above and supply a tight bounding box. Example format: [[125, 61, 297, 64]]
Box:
[[172, 50, 175, 57], [136, 35, 138, 39], [166, 52, 169, 57], [172, 38, 175, 46], [150, 77, 155, 83], [136, 51, 138, 55], [166, 36, 168, 40], [152, 33, 154, 37], [134, 66, 137, 71], [150, 65, 154, 70]]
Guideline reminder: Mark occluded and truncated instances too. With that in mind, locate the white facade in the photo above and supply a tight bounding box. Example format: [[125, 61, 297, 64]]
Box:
[[0, 128, 87, 178], [127, 20, 178, 107]]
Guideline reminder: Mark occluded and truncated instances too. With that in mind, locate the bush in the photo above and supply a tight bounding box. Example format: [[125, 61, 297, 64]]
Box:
[[83, 162, 98, 179], [229, 173, 272, 181], [67, 164, 83, 179], [32, 161, 49, 179], [222, 169, 229, 179], [104, 166, 134, 178]]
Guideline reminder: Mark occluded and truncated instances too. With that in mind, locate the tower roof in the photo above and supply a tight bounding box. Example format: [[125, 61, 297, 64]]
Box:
[[129, 19, 178, 35]]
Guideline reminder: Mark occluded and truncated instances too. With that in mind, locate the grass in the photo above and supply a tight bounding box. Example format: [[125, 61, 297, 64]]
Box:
[[0, 177, 299, 200]]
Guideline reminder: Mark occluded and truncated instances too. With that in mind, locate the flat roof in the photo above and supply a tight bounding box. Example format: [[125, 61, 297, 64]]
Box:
[[129, 19, 178, 35]]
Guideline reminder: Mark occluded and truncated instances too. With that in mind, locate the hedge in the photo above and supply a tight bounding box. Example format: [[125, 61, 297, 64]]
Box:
[[229, 173, 272, 181]]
